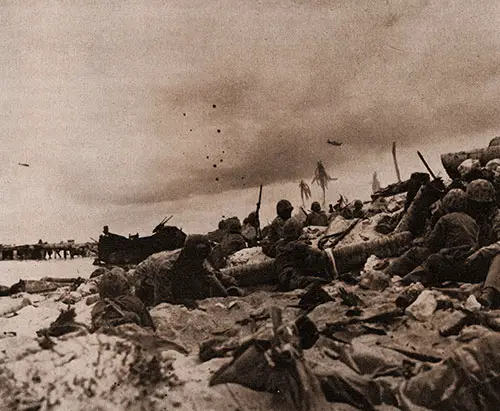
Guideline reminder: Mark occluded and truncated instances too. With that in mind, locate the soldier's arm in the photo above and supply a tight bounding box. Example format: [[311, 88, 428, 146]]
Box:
[[425, 218, 445, 252], [214, 269, 238, 289], [477, 210, 500, 258], [278, 266, 300, 290], [202, 260, 233, 293]]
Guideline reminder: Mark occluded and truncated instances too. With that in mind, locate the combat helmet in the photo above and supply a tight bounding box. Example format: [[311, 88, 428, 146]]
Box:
[[282, 218, 303, 241], [311, 201, 321, 212], [442, 188, 467, 213], [98, 270, 130, 299], [226, 217, 242, 234], [466, 179, 496, 203], [276, 199, 294, 217]]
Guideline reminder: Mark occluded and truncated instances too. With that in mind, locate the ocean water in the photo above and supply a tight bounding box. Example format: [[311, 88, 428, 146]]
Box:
[[0, 257, 95, 286]]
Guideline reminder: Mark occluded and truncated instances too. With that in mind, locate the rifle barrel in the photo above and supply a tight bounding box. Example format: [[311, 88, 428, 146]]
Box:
[[417, 151, 436, 179], [256, 184, 263, 239]]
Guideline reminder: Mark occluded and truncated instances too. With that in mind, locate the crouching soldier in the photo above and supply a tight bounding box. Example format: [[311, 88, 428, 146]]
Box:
[[210, 218, 247, 269], [274, 218, 332, 291], [390, 189, 479, 285], [242, 211, 259, 247], [171, 234, 243, 302], [91, 271, 155, 332], [305, 202, 329, 227], [261, 199, 294, 257], [135, 235, 243, 309]]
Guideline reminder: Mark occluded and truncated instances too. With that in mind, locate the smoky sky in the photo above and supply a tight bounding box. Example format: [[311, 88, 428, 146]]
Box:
[[2, 0, 500, 210]]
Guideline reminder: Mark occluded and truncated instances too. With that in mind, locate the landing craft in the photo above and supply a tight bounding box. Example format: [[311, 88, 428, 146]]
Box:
[[327, 140, 343, 146], [18, 162, 30, 167], [95, 217, 186, 265]]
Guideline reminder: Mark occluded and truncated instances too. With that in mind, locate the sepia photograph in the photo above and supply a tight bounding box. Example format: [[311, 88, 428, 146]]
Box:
[[1, 1, 500, 410]]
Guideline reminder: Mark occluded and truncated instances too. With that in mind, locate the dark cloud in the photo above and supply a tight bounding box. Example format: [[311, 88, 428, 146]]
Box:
[[107, 0, 497, 207], [4, 0, 499, 210]]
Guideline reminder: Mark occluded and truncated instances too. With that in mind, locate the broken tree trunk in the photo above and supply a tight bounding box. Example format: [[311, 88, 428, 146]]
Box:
[[222, 231, 412, 286], [39, 277, 83, 284], [372, 172, 381, 194], [392, 141, 402, 182], [441, 141, 500, 179], [372, 172, 430, 199]]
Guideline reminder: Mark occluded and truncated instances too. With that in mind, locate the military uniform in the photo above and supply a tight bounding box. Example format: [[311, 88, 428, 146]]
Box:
[[210, 219, 247, 269], [170, 235, 238, 301], [92, 271, 155, 331], [273, 218, 330, 290], [242, 224, 258, 247], [91, 295, 155, 331], [305, 211, 329, 227], [262, 200, 294, 257], [388, 189, 479, 283], [275, 240, 330, 290], [413, 212, 479, 284], [134, 235, 239, 306]]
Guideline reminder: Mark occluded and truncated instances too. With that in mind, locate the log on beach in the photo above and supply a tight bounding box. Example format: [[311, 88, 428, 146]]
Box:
[[221, 232, 413, 287], [221, 260, 276, 286], [40, 277, 83, 284], [329, 231, 413, 274], [24, 280, 61, 294], [441, 143, 500, 179]]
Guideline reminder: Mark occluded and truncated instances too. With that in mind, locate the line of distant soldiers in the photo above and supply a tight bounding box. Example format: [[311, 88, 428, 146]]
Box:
[[204, 199, 363, 268]]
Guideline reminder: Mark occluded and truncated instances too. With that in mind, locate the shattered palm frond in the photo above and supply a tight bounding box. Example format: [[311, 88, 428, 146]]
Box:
[[312, 161, 337, 208], [299, 179, 312, 207], [311, 161, 336, 189]]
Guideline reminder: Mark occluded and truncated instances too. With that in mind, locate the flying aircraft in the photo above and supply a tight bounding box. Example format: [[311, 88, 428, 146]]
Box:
[[327, 140, 343, 146], [18, 163, 30, 167]]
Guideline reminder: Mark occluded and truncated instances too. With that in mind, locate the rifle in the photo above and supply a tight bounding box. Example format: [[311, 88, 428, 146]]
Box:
[[300, 206, 309, 217], [256, 185, 263, 240], [417, 151, 436, 180]]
